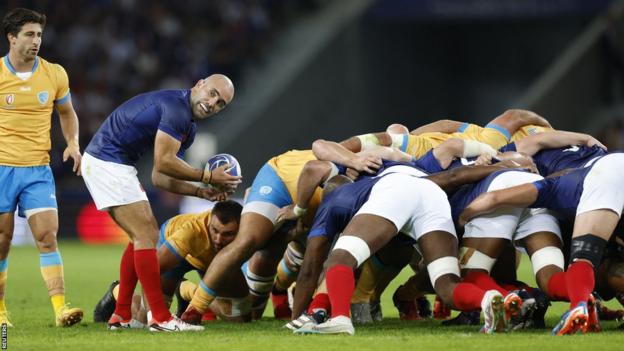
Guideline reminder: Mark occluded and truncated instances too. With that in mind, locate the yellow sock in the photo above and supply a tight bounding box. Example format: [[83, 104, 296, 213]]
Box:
[[40, 251, 66, 315], [274, 259, 297, 292], [0, 260, 7, 313], [51, 295, 65, 315], [179, 280, 197, 302], [189, 281, 216, 314], [112, 284, 120, 300], [352, 258, 384, 303]]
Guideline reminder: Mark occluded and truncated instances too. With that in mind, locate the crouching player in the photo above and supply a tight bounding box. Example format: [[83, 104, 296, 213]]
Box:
[[94, 200, 251, 327]]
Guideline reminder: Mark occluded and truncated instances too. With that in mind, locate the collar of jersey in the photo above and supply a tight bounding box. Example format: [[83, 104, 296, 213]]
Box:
[[3, 55, 39, 75]]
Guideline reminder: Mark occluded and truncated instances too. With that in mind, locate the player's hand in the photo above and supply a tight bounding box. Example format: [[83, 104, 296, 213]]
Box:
[[204, 164, 242, 187], [349, 153, 382, 174], [286, 219, 309, 242], [587, 137, 607, 150], [276, 204, 300, 222], [63, 144, 82, 176], [475, 153, 494, 166], [196, 186, 229, 201], [345, 167, 360, 181]]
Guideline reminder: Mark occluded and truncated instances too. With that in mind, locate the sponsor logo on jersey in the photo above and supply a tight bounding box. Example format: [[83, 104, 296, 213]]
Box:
[[37, 91, 49, 105], [563, 146, 580, 153], [5, 94, 14, 105]]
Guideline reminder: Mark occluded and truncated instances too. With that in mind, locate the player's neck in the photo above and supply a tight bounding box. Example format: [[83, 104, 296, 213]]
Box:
[[7, 50, 36, 73]]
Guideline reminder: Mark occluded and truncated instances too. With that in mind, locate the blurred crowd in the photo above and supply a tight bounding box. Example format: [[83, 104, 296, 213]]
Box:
[[1, 0, 323, 148]]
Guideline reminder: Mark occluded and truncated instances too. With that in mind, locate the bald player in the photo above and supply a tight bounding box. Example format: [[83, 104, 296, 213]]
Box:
[[82, 73, 240, 332]]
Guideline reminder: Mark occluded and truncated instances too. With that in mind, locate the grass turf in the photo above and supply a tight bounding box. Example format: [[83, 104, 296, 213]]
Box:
[[4, 241, 624, 350]]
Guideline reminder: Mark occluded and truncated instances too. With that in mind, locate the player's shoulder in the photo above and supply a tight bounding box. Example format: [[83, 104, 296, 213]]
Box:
[[36, 57, 66, 74]]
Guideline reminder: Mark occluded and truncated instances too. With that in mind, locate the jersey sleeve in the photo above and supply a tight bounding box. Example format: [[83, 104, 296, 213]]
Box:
[[413, 150, 444, 173], [177, 124, 197, 158], [498, 142, 517, 153], [530, 178, 556, 209], [158, 98, 191, 141], [308, 201, 337, 240], [53, 64, 71, 104]]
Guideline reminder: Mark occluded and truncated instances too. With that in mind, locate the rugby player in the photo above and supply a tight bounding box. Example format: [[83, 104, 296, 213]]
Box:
[[93, 201, 250, 326], [0, 8, 82, 327], [82, 74, 239, 332], [460, 152, 624, 334], [178, 145, 394, 323], [326, 109, 552, 159], [288, 156, 528, 334]]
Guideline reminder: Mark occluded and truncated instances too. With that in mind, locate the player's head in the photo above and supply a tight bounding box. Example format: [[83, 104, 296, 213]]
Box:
[[323, 175, 353, 197], [497, 151, 537, 173], [190, 74, 235, 120], [386, 123, 410, 135], [3, 8, 46, 60], [209, 200, 243, 251]]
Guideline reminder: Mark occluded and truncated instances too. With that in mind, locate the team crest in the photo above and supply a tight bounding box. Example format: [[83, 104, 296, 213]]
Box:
[[5, 94, 14, 105], [37, 91, 49, 105]]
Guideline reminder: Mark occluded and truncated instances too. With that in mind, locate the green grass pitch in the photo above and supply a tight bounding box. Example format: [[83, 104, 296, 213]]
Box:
[[4, 241, 624, 350]]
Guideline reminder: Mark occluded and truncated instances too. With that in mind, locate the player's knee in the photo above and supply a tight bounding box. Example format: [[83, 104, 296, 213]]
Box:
[[570, 234, 608, 270], [427, 256, 460, 303], [530, 246, 564, 277], [458, 247, 496, 273], [244, 267, 275, 298], [328, 235, 371, 269], [35, 230, 58, 252]]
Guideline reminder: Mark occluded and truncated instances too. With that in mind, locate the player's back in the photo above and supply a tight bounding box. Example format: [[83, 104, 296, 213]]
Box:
[[164, 211, 215, 270], [266, 149, 323, 216], [533, 145, 607, 176], [309, 175, 384, 240], [510, 125, 553, 142], [85, 89, 195, 166]]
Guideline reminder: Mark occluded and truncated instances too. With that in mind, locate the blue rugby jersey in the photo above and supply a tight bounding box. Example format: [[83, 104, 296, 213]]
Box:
[[531, 166, 592, 219], [85, 89, 196, 165], [503, 142, 606, 176]]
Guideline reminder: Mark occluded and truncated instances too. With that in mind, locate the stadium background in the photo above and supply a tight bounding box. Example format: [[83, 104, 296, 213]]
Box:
[[2, 0, 624, 245]]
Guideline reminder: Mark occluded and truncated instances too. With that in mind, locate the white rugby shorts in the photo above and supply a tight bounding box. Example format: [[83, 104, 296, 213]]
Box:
[[356, 173, 456, 241], [81, 152, 149, 210], [577, 153, 624, 217], [464, 171, 561, 245]]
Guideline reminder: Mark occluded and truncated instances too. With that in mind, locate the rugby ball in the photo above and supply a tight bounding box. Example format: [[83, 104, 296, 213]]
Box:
[[205, 153, 242, 177]]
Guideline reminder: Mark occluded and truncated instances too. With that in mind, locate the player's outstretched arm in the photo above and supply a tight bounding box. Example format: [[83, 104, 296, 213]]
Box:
[[514, 130, 607, 156], [431, 138, 497, 169], [458, 183, 538, 226], [151, 168, 229, 201], [410, 119, 464, 135], [154, 131, 241, 187], [290, 235, 330, 318], [312, 139, 382, 173], [425, 162, 506, 193], [359, 145, 413, 162], [56, 99, 81, 175], [489, 109, 552, 137], [276, 160, 334, 222]]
